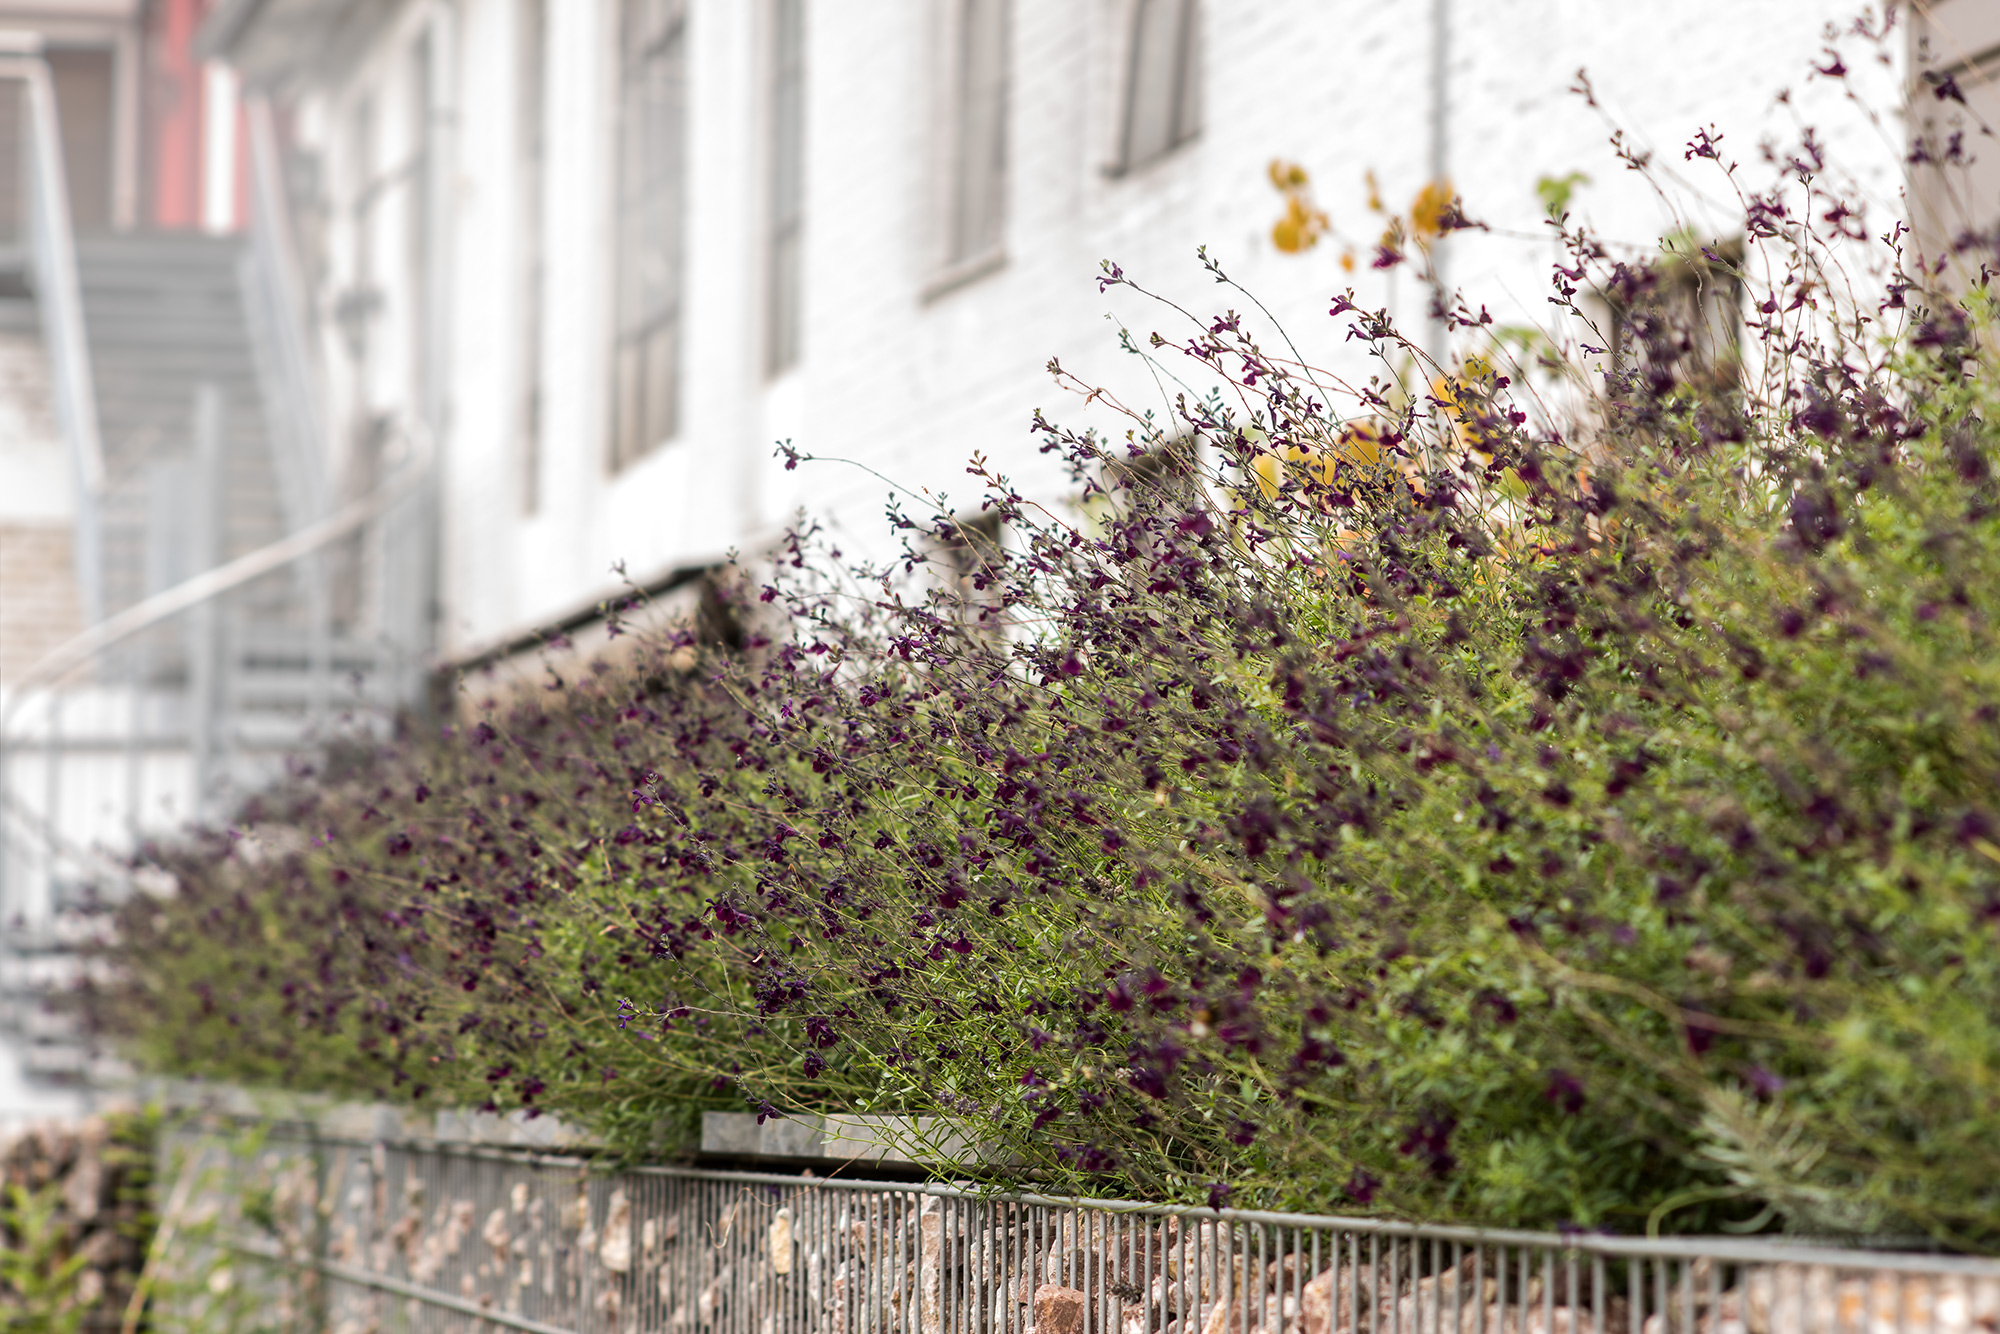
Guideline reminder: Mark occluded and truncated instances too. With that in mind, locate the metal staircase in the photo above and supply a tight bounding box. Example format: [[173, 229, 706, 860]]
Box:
[[74, 233, 397, 808], [0, 59, 430, 1112], [82, 233, 290, 621]]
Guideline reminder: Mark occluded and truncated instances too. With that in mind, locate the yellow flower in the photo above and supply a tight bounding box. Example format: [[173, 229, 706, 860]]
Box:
[[1334, 419, 1385, 468], [1410, 178, 1455, 239], [1267, 158, 1311, 191], [1250, 448, 1285, 498], [1268, 167, 1329, 254], [1271, 194, 1328, 254]]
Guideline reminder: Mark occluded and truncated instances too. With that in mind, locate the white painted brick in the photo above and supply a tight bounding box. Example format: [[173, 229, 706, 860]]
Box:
[[259, 0, 1902, 660]]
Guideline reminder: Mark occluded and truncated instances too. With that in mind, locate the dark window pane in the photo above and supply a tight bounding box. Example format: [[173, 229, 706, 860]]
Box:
[[518, 0, 546, 511], [47, 46, 112, 233], [768, 0, 804, 374], [408, 34, 431, 408], [0, 83, 23, 245], [644, 321, 678, 447], [769, 229, 801, 375], [612, 0, 687, 467], [615, 341, 643, 468], [1121, 0, 1197, 172], [948, 0, 1008, 264]]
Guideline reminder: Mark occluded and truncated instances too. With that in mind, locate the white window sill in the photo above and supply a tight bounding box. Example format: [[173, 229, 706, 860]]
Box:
[[920, 249, 1007, 303]]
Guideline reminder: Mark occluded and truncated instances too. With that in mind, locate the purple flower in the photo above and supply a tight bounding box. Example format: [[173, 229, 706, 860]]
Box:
[[1398, 1112, 1457, 1177], [1544, 1069, 1586, 1115], [1746, 1065, 1786, 1099]]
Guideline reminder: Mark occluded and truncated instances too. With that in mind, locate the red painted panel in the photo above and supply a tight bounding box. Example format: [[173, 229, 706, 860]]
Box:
[[145, 0, 208, 229]]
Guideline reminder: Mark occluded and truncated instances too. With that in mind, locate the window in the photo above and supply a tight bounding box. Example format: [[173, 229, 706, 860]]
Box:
[[934, 510, 1006, 637], [407, 33, 432, 412], [767, 0, 805, 376], [1907, 0, 2000, 283], [1082, 435, 1204, 542], [611, 0, 689, 469], [518, 0, 548, 510], [943, 0, 1009, 269], [1118, 0, 1199, 172], [1605, 238, 1743, 401], [47, 45, 115, 233], [334, 95, 377, 367]]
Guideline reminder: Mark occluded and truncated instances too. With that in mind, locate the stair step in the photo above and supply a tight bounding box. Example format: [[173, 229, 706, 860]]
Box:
[[75, 230, 288, 648]]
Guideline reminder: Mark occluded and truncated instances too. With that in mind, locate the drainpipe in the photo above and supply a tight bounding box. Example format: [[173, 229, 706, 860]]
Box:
[[1428, 0, 1450, 370]]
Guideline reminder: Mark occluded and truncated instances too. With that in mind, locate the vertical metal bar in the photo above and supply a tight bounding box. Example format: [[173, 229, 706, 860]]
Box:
[[997, 1197, 1009, 1334], [38, 690, 61, 922], [1168, 1216, 1184, 1334], [1346, 1233, 1357, 1334], [1235, 1220, 1246, 1334], [1106, 1209, 1116, 1334], [1311, 1228, 1326, 1334], [186, 382, 225, 818], [122, 643, 145, 843], [1288, 1226, 1300, 1334], [1368, 1235, 1379, 1334], [1389, 1234, 1401, 1334], [1184, 1208, 1200, 1334], [1251, 1220, 1262, 1334], [1473, 1244, 1486, 1334], [1541, 1247, 1553, 1334], [1456, 1240, 1472, 1334]]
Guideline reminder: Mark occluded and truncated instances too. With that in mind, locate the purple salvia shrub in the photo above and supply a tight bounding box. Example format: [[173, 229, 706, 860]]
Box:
[[91, 26, 2000, 1243]]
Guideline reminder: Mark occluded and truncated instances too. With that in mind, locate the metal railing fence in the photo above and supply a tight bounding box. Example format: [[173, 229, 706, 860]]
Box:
[[154, 1123, 2000, 1334]]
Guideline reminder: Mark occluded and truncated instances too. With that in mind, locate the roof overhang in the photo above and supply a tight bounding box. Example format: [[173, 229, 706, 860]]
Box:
[[196, 0, 357, 88]]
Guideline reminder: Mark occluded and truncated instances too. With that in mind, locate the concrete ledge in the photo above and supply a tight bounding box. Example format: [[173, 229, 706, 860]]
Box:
[[700, 1111, 991, 1168], [137, 1078, 594, 1151], [137, 1080, 997, 1169]]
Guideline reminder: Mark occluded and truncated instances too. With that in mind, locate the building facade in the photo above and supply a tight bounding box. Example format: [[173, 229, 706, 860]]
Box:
[[201, 0, 1914, 680]]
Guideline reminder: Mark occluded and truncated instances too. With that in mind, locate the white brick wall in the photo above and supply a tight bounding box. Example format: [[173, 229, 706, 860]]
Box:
[[0, 523, 82, 686], [274, 0, 1906, 662]]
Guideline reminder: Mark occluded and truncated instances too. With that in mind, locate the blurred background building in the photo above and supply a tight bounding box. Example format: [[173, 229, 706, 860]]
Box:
[[0, 0, 1982, 1120]]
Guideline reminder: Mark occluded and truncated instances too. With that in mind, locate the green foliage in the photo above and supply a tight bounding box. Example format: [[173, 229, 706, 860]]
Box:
[[0, 1184, 93, 1334], [1534, 171, 1589, 218], [0, 1107, 159, 1334]]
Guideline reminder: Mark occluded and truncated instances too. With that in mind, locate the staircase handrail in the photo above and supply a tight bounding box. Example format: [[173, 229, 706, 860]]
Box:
[[0, 417, 434, 732], [243, 92, 331, 528], [0, 43, 107, 623]]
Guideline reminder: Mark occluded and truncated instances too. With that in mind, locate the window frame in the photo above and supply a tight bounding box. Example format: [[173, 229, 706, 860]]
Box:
[[1603, 237, 1745, 401], [925, 0, 1011, 297], [608, 0, 691, 472], [766, 0, 805, 377], [931, 508, 1009, 641], [517, 0, 549, 511], [1113, 0, 1200, 176]]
